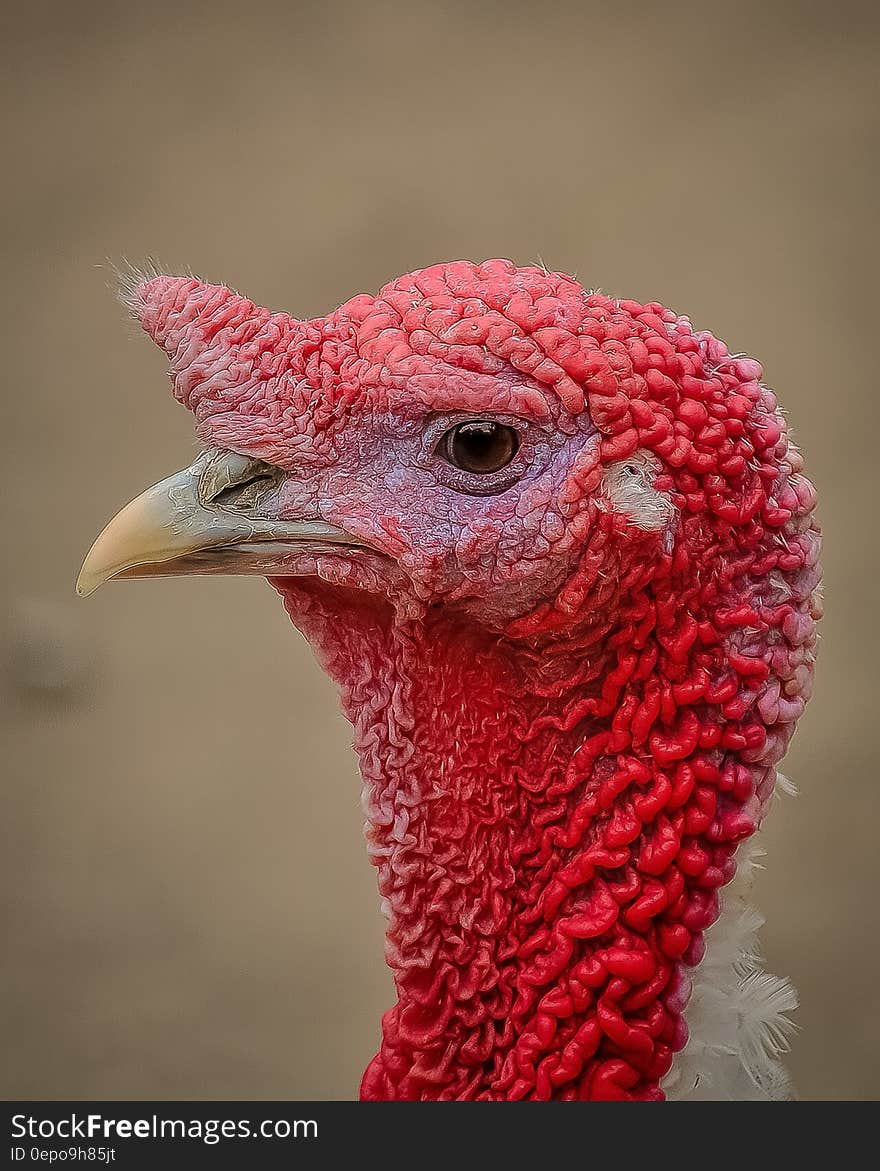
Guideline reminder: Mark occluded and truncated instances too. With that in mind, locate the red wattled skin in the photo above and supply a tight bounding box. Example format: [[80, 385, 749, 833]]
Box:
[[130, 259, 821, 1100]]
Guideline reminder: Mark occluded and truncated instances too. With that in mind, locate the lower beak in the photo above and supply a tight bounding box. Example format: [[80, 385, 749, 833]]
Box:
[[76, 449, 366, 597]]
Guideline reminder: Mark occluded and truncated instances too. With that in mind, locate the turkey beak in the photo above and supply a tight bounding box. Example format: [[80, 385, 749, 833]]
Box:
[[76, 449, 366, 597]]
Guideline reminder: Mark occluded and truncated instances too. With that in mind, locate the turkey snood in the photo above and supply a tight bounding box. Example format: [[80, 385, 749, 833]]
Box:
[[79, 259, 821, 1101]]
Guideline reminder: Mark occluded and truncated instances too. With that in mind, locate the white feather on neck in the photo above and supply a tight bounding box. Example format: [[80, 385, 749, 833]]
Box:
[[662, 774, 799, 1101]]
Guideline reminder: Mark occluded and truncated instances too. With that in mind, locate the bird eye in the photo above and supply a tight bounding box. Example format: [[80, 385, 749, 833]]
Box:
[[440, 420, 520, 475]]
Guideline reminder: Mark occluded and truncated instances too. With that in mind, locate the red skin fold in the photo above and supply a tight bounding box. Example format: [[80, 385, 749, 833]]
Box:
[[129, 259, 821, 1100]]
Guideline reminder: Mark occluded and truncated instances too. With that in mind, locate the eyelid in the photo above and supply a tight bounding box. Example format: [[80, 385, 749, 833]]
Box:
[[423, 412, 540, 453]]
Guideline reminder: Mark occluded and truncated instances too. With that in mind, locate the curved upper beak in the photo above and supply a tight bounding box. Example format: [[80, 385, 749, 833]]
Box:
[[76, 449, 367, 597]]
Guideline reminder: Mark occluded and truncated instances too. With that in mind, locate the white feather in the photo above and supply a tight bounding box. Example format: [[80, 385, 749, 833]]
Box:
[[662, 799, 799, 1101]]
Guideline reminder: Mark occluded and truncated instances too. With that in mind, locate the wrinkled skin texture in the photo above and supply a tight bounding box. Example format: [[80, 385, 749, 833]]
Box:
[[130, 259, 821, 1100]]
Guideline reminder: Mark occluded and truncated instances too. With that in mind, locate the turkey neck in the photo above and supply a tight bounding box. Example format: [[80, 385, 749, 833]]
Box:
[[358, 615, 619, 1101], [280, 583, 698, 1101]]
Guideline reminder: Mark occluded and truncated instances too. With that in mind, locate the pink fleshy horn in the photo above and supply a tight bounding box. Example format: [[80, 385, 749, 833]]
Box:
[[116, 266, 277, 412]]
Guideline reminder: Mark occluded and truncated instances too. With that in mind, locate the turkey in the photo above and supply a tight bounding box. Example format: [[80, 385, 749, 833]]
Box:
[[78, 259, 821, 1100]]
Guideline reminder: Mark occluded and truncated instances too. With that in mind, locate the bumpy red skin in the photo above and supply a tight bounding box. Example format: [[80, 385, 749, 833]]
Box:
[[131, 260, 821, 1100]]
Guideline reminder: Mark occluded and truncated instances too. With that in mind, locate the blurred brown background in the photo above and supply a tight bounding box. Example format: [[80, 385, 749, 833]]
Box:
[[2, 0, 878, 1100]]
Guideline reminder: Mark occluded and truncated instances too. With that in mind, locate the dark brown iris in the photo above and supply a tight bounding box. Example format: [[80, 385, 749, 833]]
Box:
[[441, 420, 519, 474]]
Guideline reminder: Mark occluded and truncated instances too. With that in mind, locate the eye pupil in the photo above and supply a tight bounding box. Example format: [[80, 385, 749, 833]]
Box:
[[443, 420, 519, 474]]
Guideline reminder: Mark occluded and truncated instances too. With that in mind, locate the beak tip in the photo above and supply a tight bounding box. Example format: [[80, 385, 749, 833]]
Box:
[[75, 557, 105, 598]]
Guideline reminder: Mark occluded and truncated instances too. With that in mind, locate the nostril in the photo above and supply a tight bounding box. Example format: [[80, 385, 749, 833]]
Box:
[[209, 473, 276, 509], [198, 451, 282, 511]]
